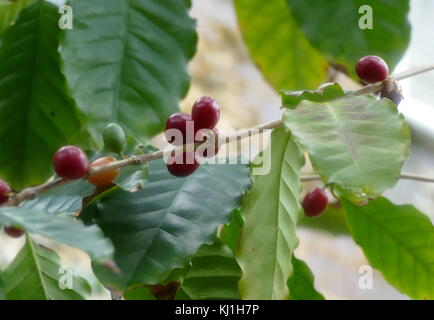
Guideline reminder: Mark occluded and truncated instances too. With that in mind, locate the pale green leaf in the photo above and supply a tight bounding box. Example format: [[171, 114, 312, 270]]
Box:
[[283, 95, 410, 201], [237, 127, 305, 299]]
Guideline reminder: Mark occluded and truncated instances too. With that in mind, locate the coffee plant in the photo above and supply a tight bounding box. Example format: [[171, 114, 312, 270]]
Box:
[[0, 0, 433, 300]]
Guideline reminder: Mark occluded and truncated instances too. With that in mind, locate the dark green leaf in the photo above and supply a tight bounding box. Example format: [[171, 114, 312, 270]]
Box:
[[0, 273, 5, 300], [283, 95, 410, 201], [281, 83, 345, 109], [0, 0, 36, 34], [89, 159, 251, 290], [60, 0, 198, 141], [234, 0, 328, 91], [288, 256, 325, 300], [237, 128, 305, 299], [342, 197, 434, 300], [0, 207, 114, 260], [176, 240, 241, 300], [286, 0, 411, 76], [3, 235, 91, 300], [0, 0, 88, 189]]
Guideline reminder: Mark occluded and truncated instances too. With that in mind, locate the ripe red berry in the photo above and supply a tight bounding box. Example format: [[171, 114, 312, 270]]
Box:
[[165, 113, 195, 146], [355, 55, 389, 83], [191, 96, 220, 130], [196, 128, 220, 158], [4, 226, 24, 238], [52, 146, 89, 179], [167, 151, 200, 177], [0, 179, 11, 205], [302, 188, 328, 218]]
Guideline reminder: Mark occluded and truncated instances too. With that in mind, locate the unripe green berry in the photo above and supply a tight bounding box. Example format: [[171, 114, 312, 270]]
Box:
[[103, 123, 126, 155]]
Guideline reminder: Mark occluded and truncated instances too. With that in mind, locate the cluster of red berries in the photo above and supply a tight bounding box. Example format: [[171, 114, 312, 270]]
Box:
[[355, 55, 402, 105], [165, 96, 221, 177]]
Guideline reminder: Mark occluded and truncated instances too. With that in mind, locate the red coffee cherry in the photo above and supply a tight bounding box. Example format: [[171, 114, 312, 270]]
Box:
[[165, 113, 194, 146], [355, 55, 389, 83], [4, 226, 25, 238], [302, 188, 328, 218], [191, 96, 220, 130], [196, 128, 220, 158], [0, 179, 11, 205], [53, 145, 89, 179], [167, 151, 200, 177]]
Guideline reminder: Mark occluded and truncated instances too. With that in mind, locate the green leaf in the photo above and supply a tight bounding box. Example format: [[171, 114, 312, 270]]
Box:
[[234, 0, 328, 91], [288, 256, 325, 300], [220, 209, 243, 253], [300, 203, 349, 236], [89, 159, 251, 290], [0, 207, 113, 260], [0, 0, 88, 189], [21, 180, 95, 214], [60, 0, 198, 141], [281, 83, 345, 109], [342, 197, 434, 300], [0, 273, 5, 300], [3, 235, 91, 300], [0, 0, 36, 34], [176, 240, 241, 300], [237, 127, 305, 299], [286, 0, 411, 75], [283, 95, 410, 201]]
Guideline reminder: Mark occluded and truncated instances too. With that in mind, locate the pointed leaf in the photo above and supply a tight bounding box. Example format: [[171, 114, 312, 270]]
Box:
[[237, 127, 305, 299], [286, 0, 411, 76], [3, 236, 91, 300], [0, 207, 113, 260], [60, 0, 198, 141], [234, 0, 328, 91], [283, 95, 410, 201], [0, 0, 87, 188], [288, 256, 325, 300], [88, 159, 251, 290], [176, 240, 241, 300], [342, 197, 434, 300]]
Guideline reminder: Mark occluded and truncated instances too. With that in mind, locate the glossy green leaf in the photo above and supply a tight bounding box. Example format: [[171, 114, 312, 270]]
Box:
[[0, 207, 114, 260], [176, 240, 241, 300], [3, 235, 91, 300], [60, 0, 197, 141], [286, 0, 411, 75], [234, 0, 328, 91], [281, 83, 345, 109], [342, 197, 434, 300], [21, 180, 95, 214], [283, 95, 410, 201], [288, 256, 325, 300], [237, 127, 305, 299], [89, 159, 251, 290], [0, 0, 36, 34], [0, 0, 88, 189]]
